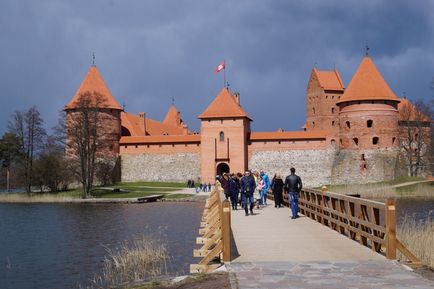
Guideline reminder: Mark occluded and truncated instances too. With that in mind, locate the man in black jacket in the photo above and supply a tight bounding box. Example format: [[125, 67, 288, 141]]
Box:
[[284, 167, 302, 219], [240, 171, 256, 216]]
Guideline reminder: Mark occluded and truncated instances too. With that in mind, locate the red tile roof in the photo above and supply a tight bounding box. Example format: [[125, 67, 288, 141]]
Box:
[[120, 135, 200, 144], [398, 98, 431, 122], [198, 88, 252, 120], [313, 69, 345, 90], [250, 131, 328, 141], [65, 66, 122, 110], [337, 57, 399, 104], [121, 112, 188, 136]]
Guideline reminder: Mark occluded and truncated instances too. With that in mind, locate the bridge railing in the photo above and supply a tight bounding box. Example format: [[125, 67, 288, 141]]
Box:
[[268, 187, 421, 265], [190, 184, 231, 273]]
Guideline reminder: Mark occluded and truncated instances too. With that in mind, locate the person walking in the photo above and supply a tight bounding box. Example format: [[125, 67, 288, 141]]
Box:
[[229, 174, 240, 210], [260, 171, 270, 206], [284, 167, 303, 219], [272, 174, 284, 208], [220, 173, 230, 199], [240, 170, 256, 216], [256, 176, 264, 207]]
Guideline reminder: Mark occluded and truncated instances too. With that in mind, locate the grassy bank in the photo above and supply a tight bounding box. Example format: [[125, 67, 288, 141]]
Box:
[[0, 181, 193, 203], [324, 178, 433, 199], [398, 215, 434, 268]]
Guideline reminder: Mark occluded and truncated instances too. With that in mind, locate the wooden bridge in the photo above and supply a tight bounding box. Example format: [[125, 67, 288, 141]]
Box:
[[191, 186, 433, 288]]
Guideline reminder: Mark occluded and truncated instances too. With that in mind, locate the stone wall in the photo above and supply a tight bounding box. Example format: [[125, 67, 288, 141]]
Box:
[[331, 149, 399, 184], [248, 148, 337, 187], [121, 153, 200, 182]]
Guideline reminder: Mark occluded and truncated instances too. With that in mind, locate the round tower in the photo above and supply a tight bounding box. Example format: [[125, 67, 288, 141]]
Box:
[[336, 57, 400, 151], [65, 65, 123, 155]]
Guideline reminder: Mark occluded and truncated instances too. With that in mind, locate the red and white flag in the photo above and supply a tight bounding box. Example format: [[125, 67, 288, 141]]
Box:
[[215, 61, 225, 73]]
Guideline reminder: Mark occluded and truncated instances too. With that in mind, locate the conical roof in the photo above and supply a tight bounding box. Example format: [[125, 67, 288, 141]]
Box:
[[337, 57, 399, 104], [65, 66, 122, 110], [163, 105, 180, 125], [198, 88, 251, 120]]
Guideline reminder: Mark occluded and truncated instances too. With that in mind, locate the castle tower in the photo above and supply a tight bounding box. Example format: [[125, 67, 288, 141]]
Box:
[[198, 88, 252, 183], [163, 105, 189, 135], [65, 65, 123, 155], [305, 68, 345, 135], [336, 56, 400, 151]]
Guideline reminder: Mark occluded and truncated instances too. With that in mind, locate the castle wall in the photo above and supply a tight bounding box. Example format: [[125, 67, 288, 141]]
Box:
[[120, 142, 200, 154], [121, 152, 200, 182], [331, 148, 399, 184], [248, 147, 337, 187]]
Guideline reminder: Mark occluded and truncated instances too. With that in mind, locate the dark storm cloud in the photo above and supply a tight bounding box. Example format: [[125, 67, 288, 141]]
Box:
[[0, 0, 433, 135]]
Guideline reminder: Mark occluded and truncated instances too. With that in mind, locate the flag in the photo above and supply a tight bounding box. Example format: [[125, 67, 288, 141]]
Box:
[[215, 61, 225, 73]]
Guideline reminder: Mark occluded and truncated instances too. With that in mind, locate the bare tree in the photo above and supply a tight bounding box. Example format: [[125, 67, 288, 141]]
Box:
[[63, 92, 113, 198], [8, 107, 46, 194], [399, 100, 432, 176]]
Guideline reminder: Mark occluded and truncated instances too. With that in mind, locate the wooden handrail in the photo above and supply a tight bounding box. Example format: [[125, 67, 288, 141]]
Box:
[[190, 184, 231, 273], [267, 186, 421, 265]]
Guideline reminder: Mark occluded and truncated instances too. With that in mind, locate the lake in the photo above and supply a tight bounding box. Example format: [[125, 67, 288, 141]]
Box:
[[0, 202, 204, 289]]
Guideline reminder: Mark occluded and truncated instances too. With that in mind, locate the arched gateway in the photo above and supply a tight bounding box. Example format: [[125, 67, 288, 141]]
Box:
[[216, 163, 230, 175]]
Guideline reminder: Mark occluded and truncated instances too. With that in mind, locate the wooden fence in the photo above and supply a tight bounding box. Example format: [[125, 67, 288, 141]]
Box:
[[190, 185, 231, 273], [268, 187, 421, 266]]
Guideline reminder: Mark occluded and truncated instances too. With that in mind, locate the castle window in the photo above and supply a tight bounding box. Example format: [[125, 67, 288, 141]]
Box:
[[326, 95, 328, 99], [312, 121, 315, 128], [362, 164, 367, 170], [392, 137, 396, 145], [278, 141, 281, 144], [124, 145, 127, 148], [219, 131, 224, 142], [312, 107, 315, 114], [340, 138, 343, 145], [172, 144, 175, 147], [331, 108, 335, 114], [332, 95, 335, 99], [367, 120, 373, 128], [361, 154, 365, 161], [346, 121, 351, 129], [147, 145, 150, 148], [372, 137, 379, 145], [331, 139, 336, 145], [353, 138, 359, 146], [221, 120, 223, 124], [415, 133, 419, 139], [135, 145, 138, 148], [332, 121, 335, 126]]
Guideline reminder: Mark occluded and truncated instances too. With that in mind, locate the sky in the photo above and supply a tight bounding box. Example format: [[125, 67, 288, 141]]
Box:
[[0, 0, 433, 135]]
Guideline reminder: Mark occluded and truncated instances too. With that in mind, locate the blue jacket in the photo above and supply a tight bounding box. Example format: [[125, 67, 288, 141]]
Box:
[[240, 175, 256, 196], [262, 173, 270, 190]]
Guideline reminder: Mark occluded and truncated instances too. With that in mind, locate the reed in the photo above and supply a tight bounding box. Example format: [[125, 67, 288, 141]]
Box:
[[89, 236, 168, 288], [397, 213, 434, 268], [0, 193, 76, 203]]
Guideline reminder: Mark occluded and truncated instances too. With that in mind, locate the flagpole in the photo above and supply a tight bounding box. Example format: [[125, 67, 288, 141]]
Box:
[[223, 59, 226, 88]]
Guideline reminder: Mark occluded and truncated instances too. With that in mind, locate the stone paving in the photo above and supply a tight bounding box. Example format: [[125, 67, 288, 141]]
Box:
[[227, 261, 434, 289]]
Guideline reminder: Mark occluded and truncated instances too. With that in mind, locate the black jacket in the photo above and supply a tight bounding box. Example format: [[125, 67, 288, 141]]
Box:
[[284, 174, 302, 193], [272, 178, 284, 194], [229, 178, 240, 196], [240, 175, 256, 196]]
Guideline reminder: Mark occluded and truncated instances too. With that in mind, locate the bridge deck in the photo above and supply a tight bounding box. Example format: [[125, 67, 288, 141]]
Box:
[[228, 205, 434, 289]]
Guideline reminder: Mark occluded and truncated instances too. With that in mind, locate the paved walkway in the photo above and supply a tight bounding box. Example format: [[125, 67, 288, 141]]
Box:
[[228, 204, 434, 288]]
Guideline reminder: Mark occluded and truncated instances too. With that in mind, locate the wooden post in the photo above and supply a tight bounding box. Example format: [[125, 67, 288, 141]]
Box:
[[221, 199, 231, 262], [385, 198, 397, 259]]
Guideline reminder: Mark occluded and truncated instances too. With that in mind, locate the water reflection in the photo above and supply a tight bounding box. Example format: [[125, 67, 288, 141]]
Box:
[[0, 202, 204, 289]]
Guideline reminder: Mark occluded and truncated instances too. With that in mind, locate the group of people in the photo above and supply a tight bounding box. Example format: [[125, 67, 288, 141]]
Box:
[[187, 179, 212, 192], [216, 167, 303, 219]]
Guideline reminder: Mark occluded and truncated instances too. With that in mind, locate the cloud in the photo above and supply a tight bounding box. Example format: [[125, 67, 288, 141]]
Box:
[[0, 0, 433, 135]]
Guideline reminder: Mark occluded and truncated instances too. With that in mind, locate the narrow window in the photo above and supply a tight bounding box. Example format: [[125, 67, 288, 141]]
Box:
[[340, 138, 343, 145], [415, 133, 419, 139], [312, 107, 315, 114], [392, 137, 396, 144], [331, 108, 335, 114], [219, 131, 224, 142], [362, 164, 367, 170], [147, 145, 150, 148], [353, 138, 359, 146], [361, 154, 365, 161], [312, 121, 315, 128], [372, 137, 379, 145], [332, 121, 335, 126], [124, 145, 127, 148], [367, 120, 373, 128], [135, 145, 138, 148], [346, 121, 350, 129], [278, 141, 281, 144], [331, 139, 336, 145], [220, 120, 223, 124], [172, 144, 175, 147]]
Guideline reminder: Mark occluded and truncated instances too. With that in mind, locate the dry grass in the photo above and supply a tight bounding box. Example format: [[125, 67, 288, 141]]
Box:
[[327, 181, 434, 199], [397, 214, 434, 268], [0, 193, 77, 203], [88, 236, 169, 289]]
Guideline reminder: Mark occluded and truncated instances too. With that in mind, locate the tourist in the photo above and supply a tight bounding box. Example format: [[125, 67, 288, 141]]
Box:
[[240, 170, 256, 216], [284, 167, 303, 219], [260, 171, 270, 206], [229, 174, 240, 210], [272, 174, 284, 208], [256, 174, 265, 207], [220, 173, 230, 199]]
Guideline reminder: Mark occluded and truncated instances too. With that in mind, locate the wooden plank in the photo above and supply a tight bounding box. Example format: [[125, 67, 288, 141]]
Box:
[[199, 242, 223, 265], [385, 199, 397, 259], [221, 200, 231, 262], [396, 239, 421, 264]]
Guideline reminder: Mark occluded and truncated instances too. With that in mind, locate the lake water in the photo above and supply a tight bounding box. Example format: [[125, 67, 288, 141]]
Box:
[[395, 197, 434, 223], [0, 202, 204, 289]]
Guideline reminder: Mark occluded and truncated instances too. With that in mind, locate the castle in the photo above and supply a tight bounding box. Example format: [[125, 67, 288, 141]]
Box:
[[64, 56, 430, 186]]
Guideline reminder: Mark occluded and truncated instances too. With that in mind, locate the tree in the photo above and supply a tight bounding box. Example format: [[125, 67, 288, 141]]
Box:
[[8, 107, 46, 194], [0, 132, 22, 191], [62, 92, 112, 198], [399, 99, 433, 176]]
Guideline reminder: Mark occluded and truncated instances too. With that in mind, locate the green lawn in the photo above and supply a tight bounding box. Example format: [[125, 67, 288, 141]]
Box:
[[113, 181, 187, 188]]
